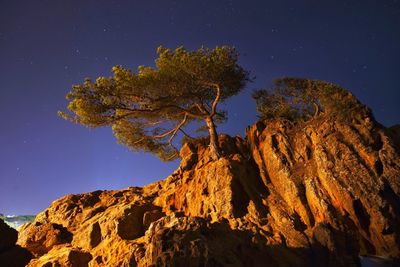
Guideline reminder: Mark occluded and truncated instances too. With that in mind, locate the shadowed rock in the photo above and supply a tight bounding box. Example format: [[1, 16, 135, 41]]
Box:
[[0, 219, 32, 266], [0, 218, 17, 252]]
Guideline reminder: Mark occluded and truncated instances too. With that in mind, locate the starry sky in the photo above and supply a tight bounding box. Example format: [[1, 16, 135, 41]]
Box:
[[1, 0, 399, 215]]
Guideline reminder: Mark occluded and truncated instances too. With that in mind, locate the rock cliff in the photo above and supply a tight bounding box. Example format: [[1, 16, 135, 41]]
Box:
[[16, 111, 400, 266]]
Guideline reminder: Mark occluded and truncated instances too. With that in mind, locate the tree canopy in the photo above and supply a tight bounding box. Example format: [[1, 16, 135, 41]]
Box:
[[253, 77, 367, 122], [59, 46, 249, 161]]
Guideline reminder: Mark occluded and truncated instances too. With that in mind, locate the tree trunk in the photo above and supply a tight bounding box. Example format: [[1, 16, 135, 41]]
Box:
[[313, 102, 319, 117], [205, 117, 221, 160]]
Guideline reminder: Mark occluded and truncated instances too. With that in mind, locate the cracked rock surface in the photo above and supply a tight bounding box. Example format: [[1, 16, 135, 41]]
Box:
[[18, 113, 400, 266]]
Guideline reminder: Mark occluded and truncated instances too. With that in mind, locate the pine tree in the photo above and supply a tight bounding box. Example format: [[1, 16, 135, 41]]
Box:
[[253, 78, 366, 122], [59, 46, 249, 161]]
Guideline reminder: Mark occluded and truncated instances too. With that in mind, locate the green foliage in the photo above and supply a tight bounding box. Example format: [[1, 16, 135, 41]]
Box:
[[253, 77, 367, 122], [59, 46, 249, 161]]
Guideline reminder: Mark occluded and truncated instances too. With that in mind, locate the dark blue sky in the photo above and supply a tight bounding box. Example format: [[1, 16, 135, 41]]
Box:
[[1, 0, 399, 215]]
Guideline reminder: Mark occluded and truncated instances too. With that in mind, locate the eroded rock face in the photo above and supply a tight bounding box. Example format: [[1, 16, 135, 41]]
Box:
[[18, 222, 73, 256], [139, 213, 273, 267], [246, 117, 400, 261], [17, 189, 165, 267], [153, 135, 262, 222], [18, 114, 400, 266], [26, 246, 92, 267]]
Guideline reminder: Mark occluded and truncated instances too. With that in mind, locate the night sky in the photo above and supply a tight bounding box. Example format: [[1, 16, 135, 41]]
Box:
[[1, 1, 399, 215]]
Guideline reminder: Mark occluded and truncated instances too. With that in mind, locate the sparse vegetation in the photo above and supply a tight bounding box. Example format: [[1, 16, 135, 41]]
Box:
[[253, 77, 368, 122]]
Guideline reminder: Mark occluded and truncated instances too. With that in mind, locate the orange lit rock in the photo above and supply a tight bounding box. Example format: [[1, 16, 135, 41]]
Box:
[[26, 246, 92, 267], [18, 112, 400, 266], [18, 222, 72, 256]]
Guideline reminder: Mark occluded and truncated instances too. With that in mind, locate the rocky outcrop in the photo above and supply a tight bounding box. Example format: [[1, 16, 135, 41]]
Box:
[[18, 221, 73, 256], [18, 112, 400, 266], [138, 213, 273, 266], [18, 189, 165, 267], [0, 219, 32, 267], [244, 116, 400, 266]]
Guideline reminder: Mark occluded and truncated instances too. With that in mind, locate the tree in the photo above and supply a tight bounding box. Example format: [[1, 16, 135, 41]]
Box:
[[59, 46, 249, 161], [253, 77, 367, 122]]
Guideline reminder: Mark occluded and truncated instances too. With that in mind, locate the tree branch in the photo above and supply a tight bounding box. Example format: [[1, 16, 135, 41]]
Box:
[[179, 128, 194, 139], [195, 103, 209, 115], [312, 102, 319, 117], [114, 104, 204, 119], [168, 114, 188, 144], [210, 84, 221, 117], [131, 137, 146, 145], [153, 114, 188, 139]]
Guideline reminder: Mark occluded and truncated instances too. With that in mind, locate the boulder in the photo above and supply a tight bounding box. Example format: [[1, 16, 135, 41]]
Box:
[[18, 222, 72, 256]]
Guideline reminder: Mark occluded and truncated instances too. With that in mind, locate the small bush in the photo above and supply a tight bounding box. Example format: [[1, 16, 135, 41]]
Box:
[[253, 77, 368, 122]]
